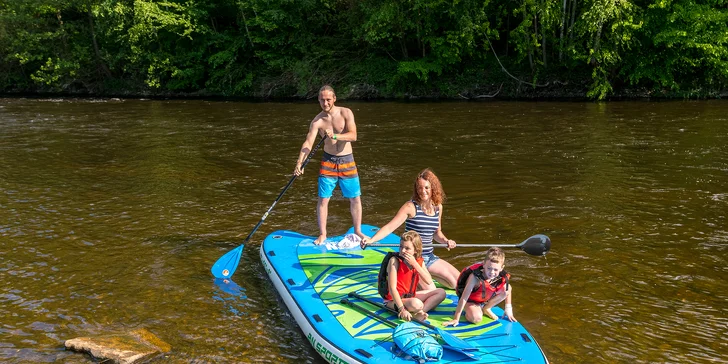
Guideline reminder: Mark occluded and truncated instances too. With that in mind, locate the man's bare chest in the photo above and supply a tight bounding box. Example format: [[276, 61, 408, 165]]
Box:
[[321, 116, 346, 132]]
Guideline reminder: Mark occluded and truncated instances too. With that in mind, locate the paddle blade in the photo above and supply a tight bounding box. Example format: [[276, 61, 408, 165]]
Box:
[[441, 344, 479, 359], [518, 234, 551, 256], [211, 245, 243, 279], [434, 327, 477, 351]]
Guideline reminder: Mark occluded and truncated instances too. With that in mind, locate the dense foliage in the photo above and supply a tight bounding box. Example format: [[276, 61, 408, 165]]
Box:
[[1, 0, 726, 99]]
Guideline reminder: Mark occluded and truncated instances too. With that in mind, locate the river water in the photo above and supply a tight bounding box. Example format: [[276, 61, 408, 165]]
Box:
[[1, 98, 726, 363]]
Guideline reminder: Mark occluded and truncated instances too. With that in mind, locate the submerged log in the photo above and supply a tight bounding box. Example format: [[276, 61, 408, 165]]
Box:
[[64, 328, 171, 364]]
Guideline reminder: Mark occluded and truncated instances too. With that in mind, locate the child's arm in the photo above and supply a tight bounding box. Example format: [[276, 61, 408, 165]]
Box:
[[502, 286, 516, 322], [443, 275, 477, 327], [409, 255, 434, 286], [482, 284, 516, 322], [401, 252, 432, 286], [387, 257, 412, 321]]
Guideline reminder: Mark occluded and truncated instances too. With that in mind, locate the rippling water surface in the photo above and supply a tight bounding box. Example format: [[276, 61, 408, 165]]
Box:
[[1, 98, 726, 363]]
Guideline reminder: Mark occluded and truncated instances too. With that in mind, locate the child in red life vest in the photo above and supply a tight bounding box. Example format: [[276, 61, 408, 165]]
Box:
[[384, 231, 446, 322], [443, 247, 516, 327]]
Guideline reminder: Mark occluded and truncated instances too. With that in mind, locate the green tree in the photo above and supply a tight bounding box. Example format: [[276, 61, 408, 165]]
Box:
[[358, 0, 492, 90], [625, 0, 728, 93], [573, 0, 642, 99]]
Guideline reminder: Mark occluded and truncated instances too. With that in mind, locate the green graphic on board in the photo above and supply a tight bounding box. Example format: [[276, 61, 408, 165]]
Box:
[[299, 248, 503, 342]]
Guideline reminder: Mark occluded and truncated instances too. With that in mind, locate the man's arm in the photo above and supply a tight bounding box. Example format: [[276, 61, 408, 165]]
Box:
[[294, 120, 322, 175]]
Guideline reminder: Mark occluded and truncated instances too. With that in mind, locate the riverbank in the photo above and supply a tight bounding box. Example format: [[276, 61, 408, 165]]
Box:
[[3, 79, 727, 101], [4, 1, 727, 103]]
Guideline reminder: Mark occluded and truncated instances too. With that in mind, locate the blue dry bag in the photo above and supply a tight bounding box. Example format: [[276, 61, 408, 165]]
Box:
[[392, 322, 443, 362]]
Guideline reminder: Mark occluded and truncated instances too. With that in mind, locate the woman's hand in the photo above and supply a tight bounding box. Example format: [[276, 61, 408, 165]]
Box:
[[445, 238, 456, 250], [359, 237, 371, 249]]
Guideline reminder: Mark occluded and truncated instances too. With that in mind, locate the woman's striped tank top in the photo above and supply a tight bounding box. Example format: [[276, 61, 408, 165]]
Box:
[[404, 201, 440, 256]]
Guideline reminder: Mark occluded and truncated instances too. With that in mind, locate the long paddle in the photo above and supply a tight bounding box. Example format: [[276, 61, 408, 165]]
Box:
[[347, 292, 476, 351], [367, 234, 551, 256], [211, 135, 328, 279], [340, 297, 478, 360]]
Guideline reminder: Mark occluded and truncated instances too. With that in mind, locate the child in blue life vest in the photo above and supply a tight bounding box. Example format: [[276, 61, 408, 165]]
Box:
[[382, 231, 446, 322], [443, 247, 516, 327]]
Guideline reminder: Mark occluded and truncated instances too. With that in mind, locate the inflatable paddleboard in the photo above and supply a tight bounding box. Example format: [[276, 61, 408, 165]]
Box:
[[260, 224, 548, 363]]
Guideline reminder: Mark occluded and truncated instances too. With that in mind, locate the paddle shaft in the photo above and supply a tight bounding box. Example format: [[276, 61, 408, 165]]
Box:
[[367, 234, 550, 256], [239, 135, 327, 246], [211, 135, 327, 279], [368, 243, 517, 248], [348, 292, 437, 330], [340, 298, 396, 328]]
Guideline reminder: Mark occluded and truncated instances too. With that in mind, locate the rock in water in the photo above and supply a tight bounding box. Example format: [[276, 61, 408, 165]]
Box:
[[65, 328, 170, 363]]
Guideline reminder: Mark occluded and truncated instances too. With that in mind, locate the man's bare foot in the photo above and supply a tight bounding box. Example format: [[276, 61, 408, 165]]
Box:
[[414, 311, 428, 322], [314, 234, 327, 245]]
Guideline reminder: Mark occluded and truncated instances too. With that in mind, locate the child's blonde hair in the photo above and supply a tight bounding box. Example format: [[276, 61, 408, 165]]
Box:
[[484, 247, 506, 266], [400, 231, 423, 259]]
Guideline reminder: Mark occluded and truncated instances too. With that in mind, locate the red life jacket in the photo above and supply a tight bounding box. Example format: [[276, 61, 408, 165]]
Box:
[[380, 253, 424, 300], [456, 263, 510, 303]]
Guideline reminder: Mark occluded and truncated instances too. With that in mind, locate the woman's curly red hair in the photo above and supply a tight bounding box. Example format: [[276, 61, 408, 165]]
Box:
[[411, 168, 445, 206]]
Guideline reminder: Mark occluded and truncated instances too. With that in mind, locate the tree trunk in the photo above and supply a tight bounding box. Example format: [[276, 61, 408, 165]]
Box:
[[505, 16, 510, 57], [527, 13, 534, 71], [590, 20, 603, 66], [559, 0, 566, 62], [400, 36, 408, 59], [541, 12, 547, 67], [56, 9, 69, 53], [240, 10, 254, 49], [569, 0, 577, 45], [87, 10, 113, 79], [533, 14, 539, 69]]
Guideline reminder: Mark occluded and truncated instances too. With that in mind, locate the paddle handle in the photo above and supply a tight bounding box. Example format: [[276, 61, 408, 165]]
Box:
[[239, 135, 328, 245]]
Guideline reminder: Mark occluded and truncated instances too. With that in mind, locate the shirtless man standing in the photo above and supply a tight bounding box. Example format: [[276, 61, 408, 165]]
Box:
[[294, 85, 367, 245]]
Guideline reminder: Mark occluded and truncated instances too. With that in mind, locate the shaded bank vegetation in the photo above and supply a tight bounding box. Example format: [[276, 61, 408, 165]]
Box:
[[1, 0, 726, 100]]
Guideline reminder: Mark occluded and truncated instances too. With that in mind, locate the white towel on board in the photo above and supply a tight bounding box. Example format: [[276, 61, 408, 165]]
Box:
[[325, 234, 362, 250]]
